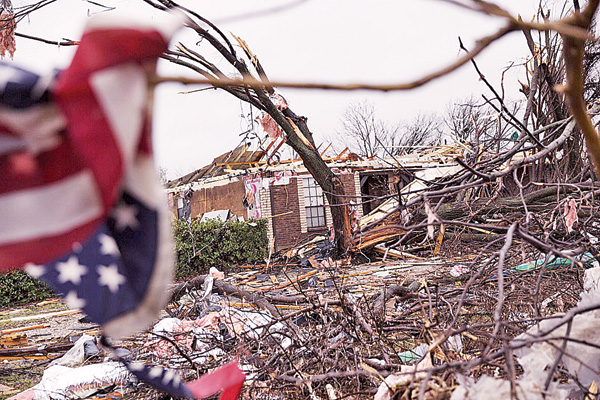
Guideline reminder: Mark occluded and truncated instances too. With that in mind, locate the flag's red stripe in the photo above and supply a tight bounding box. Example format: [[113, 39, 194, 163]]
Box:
[[0, 218, 100, 270], [55, 29, 167, 89], [0, 142, 84, 194], [54, 88, 123, 211], [186, 362, 246, 400]]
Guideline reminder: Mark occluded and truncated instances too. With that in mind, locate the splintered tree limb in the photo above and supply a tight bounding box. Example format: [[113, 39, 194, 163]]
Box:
[[170, 275, 280, 317], [15, 32, 78, 46], [372, 285, 413, 317], [151, 20, 518, 93], [342, 293, 374, 336]]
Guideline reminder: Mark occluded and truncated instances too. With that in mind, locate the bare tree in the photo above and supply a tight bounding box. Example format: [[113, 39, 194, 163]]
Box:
[[397, 112, 443, 154], [335, 100, 400, 158], [444, 97, 497, 144], [157, 166, 169, 187]]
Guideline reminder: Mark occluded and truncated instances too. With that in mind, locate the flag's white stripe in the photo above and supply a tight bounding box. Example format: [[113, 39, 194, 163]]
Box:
[[0, 105, 65, 154], [91, 64, 146, 168], [0, 171, 103, 245]]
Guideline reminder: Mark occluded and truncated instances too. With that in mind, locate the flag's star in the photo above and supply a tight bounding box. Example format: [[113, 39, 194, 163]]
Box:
[[112, 203, 139, 231], [128, 362, 145, 372], [24, 263, 46, 279], [56, 256, 87, 285], [148, 366, 163, 379], [97, 264, 126, 293], [98, 233, 120, 256], [0, 67, 23, 92], [63, 290, 86, 309], [162, 369, 176, 385]]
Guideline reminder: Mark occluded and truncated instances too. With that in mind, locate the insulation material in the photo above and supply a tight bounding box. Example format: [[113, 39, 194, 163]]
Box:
[[32, 362, 131, 400], [146, 314, 221, 358], [244, 178, 262, 219], [0, 10, 16, 59], [258, 113, 283, 139], [257, 94, 288, 139], [564, 197, 578, 233]]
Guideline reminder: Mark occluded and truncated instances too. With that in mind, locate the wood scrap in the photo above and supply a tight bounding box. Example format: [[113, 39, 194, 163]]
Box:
[[1, 324, 50, 335], [0, 333, 27, 347], [374, 245, 427, 260], [0, 309, 81, 324], [272, 269, 319, 290], [0, 342, 73, 357], [36, 299, 60, 307]]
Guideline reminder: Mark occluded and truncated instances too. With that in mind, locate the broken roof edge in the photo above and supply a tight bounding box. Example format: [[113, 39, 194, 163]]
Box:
[[166, 156, 460, 194]]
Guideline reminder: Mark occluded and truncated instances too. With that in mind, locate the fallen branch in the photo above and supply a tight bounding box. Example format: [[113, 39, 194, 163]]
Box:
[[170, 275, 280, 317]]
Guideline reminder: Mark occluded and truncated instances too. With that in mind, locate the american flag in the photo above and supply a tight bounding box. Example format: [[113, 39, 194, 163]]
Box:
[[0, 12, 244, 399]]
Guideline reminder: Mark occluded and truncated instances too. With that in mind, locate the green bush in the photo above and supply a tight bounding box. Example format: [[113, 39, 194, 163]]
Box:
[[0, 271, 55, 307], [174, 218, 268, 278], [0, 219, 266, 306]]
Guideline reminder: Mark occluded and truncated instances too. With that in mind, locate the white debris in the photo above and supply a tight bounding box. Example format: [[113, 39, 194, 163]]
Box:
[[49, 335, 96, 367], [374, 354, 432, 400], [449, 374, 569, 400], [32, 362, 131, 400]]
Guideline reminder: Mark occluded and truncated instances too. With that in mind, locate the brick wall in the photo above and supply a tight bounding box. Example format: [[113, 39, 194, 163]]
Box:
[[271, 177, 314, 250], [168, 171, 360, 251], [270, 173, 358, 252]]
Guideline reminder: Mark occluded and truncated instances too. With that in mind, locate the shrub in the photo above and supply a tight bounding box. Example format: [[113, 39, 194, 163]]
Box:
[[0, 271, 55, 307], [174, 218, 268, 278]]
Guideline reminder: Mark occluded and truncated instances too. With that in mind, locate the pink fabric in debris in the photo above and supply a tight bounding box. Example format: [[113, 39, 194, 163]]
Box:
[[145, 314, 221, 358], [258, 113, 283, 139], [257, 94, 288, 139], [564, 198, 578, 233], [5, 388, 34, 400]]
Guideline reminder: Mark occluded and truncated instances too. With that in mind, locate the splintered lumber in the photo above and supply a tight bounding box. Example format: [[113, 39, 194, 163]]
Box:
[[0, 324, 49, 335], [374, 245, 427, 260], [36, 299, 60, 307], [0, 342, 73, 357], [0, 309, 81, 324], [0, 333, 27, 347], [354, 229, 403, 250], [359, 164, 463, 228], [1, 356, 52, 361], [273, 269, 319, 290]]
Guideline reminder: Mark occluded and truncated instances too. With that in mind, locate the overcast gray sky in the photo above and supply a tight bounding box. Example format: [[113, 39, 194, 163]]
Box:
[[13, 0, 547, 178]]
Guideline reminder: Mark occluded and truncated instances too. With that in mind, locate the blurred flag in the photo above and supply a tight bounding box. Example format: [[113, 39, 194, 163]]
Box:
[[0, 12, 244, 399]]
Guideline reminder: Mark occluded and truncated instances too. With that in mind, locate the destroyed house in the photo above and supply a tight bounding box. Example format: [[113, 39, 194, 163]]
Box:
[[166, 143, 462, 252]]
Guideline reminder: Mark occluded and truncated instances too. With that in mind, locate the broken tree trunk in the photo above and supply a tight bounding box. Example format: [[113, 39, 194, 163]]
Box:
[[432, 186, 573, 221], [251, 77, 353, 256]]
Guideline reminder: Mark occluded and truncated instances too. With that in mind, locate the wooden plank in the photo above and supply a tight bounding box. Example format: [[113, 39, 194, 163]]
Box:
[[272, 269, 320, 290], [0, 342, 73, 357], [36, 299, 60, 307], [1, 324, 50, 335], [0, 333, 27, 347], [0, 309, 81, 324], [0, 355, 52, 361]]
